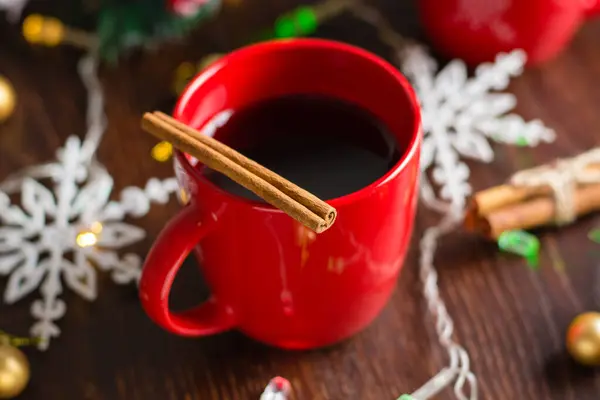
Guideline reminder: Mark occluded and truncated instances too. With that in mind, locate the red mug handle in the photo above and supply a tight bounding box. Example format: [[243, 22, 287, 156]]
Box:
[[139, 201, 236, 336]]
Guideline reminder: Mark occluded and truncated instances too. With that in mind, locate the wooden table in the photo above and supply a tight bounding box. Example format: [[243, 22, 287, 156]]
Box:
[[2, 0, 600, 399]]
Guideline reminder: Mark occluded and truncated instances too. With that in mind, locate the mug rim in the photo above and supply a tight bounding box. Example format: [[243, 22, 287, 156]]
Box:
[[173, 38, 422, 210]]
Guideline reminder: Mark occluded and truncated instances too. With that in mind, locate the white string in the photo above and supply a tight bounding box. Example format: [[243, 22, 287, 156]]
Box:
[[349, 4, 478, 399], [78, 53, 107, 161], [0, 53, 104, 193], [417, 199, 477, 400], [0, 0, 28, 23]]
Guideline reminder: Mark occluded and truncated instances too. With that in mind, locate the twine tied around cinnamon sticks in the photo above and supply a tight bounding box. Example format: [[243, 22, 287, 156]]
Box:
[[510, 147, 600, 225], [465, 147, 600, 239]]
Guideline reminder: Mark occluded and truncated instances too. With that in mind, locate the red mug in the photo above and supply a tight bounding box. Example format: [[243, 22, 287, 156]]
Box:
[[139, 38, 422, 349], [418, 0, 600, 66]]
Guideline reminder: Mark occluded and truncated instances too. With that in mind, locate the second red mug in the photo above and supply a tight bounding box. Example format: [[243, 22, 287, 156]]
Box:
[[139, 38, 422, 349], [419, 0, 600, 66]]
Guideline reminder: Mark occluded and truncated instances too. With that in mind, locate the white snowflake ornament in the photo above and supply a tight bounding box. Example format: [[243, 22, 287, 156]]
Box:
[[0, 136, 177, 349], [399, 44, 555, 208]]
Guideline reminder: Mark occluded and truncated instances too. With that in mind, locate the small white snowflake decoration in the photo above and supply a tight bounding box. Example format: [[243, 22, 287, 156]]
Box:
[[0, 136, 177, 349], [399, 44, 555, 208]]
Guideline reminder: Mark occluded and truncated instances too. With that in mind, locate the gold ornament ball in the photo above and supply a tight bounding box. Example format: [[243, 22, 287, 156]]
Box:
[[0, 345, 30, 399], [0, 76, 16, 123], [566, 311, 600, 366]]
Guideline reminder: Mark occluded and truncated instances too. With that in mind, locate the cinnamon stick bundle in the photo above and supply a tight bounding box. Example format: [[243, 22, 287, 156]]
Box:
[[465, 164, 600, 239], [141, 112, 337, 233]]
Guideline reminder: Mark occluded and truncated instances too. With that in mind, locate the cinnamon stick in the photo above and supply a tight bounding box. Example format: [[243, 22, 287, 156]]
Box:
[[141, 112, 337, 233], [153, 111, 337, 225], [467, 163, 600, 217], [466, 183, 600, 239]]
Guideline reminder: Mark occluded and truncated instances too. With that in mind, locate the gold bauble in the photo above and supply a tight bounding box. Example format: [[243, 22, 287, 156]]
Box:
[[566, 311, 600, 366], [0, 76, 16, 123], [0, 345, 30, 399]]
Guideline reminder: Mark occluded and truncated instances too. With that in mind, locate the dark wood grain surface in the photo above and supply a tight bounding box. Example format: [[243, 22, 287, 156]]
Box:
[[2, 1, 600, 399]]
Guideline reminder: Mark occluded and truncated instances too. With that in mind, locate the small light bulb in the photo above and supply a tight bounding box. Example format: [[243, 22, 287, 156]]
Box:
[[22, 14, 44, 43], [151, 141, 173, 162], [22, 14, 64, 46], [76, 232, 98, 248]]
